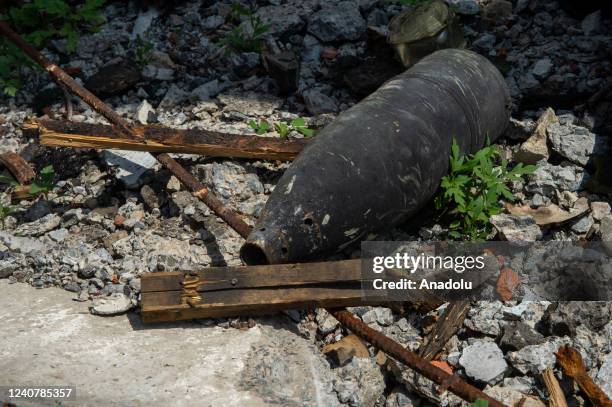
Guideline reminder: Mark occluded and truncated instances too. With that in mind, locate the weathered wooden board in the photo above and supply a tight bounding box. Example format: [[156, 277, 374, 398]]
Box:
[[141, 259, 362, 293], [26, 119, 308, 161], [140, 259, 368, 323]]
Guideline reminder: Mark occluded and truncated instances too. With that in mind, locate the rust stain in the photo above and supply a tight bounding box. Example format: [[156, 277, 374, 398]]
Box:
[[496, 267, 520, 301]]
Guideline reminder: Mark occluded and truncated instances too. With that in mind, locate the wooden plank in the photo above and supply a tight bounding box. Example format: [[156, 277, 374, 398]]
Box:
[[419, 300, 471, 360], [26, 119, 308, 161], [141, 286, 366, 323], [542, 368, 569, 407], [141, 259, 362, 293]]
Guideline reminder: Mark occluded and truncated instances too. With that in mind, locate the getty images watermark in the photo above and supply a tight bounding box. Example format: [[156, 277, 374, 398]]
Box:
[[361, 241, 612, 302], [371, 251, 487, 290]]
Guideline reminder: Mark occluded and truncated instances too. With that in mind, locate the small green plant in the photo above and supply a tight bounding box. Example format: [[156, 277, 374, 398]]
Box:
[[250, 118, 316, 138], [434, 139, 535, 240], [220, 4, 269, 54], [0, 165, 56, 198], [468, 399, 488, 407], [29, 165, 56, 197], [249, 119, 270, 134], [289, 118, 315, 137], [134, 34, 154, 70], [0, 0, 106, 96], [0, 203, 16, 221], [274, 122, 290, 138]]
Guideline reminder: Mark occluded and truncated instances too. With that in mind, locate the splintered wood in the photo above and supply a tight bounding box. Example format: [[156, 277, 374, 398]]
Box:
[[25, 119, 307, 161], [140, 259, 366, 323]]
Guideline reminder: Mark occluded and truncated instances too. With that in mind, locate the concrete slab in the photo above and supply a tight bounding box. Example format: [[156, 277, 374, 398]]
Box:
[[0, 280, 273, 406]]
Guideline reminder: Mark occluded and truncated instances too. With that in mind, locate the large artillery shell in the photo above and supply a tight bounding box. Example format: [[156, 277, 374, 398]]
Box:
[[241, 49, 510, 265]]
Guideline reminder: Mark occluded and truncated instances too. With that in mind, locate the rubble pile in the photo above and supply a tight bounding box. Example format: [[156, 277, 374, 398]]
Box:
[[0, 0, 610, 406]]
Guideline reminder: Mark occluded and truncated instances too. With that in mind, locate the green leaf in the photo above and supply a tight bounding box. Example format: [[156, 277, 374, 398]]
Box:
[[469, 399, 488, 407], [3, 85, 18, 97], [274, 122, 290, 138], [0, 173, 19, 186], [296, 127, 315, 137], [290, 118, 305, 127]]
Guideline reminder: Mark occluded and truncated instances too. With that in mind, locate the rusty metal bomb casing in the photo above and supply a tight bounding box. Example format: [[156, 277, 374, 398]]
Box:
[[241, 49, 511, 265]]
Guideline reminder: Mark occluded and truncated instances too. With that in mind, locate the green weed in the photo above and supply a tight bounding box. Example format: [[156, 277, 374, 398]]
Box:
[[134, 35, 154, 70], [220, 4, 269, 54], [0, 165, 56, 198], [289, 118, 315, 138], [435, 139, 535, 240], [249, 119, 270, 134], [0, 0, 106, 96], [250, 118, 316, 139], [274, 122, 290, 138], [0, 203, 16, 221]]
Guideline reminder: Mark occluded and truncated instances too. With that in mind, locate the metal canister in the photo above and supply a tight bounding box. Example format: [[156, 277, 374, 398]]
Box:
[[388, 0, 466, 68], [241, 49, 510, 265]]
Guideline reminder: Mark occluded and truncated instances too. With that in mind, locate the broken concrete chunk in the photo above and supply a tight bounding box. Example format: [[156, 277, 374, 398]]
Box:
[[316, 308, 339, 335], [508, 338, 568, 375], [362, 307, 394, 326], [459, 341, 507, 384], [307, 1, 366, 43], [515, 108, 557, 165], [591, 201, 611, 221], [570, 214, 594, 234], [218, 92, 282, 116], [601, 215, 612, 255], [15, 214, 61, 237], [500, 321, 545, 351], [136, 99, 156, 125], [84, 60, 141, 97], [547, 121, 607, 166], [541, 302, 612, 337], [158, 84, 189, 109], [490, 214, 542, 241], [531, 58, 553, 81], [596, 353, 612, 399], [526, 162, 589, 196], [302, 88, 338, 115], [90, 293, 133, 316], [103, 150, 159, 190]]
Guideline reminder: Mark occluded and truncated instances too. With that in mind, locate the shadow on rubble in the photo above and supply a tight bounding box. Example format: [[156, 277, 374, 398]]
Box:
[[126, 307, 303, 338]]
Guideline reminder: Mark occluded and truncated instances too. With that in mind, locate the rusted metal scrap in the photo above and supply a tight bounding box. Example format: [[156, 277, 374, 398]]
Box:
[[555, 345, 612, 407], [241, 48, 510, 265], [154, 153, 252, 238], [25, 119, 307, 161], [0, 21, 137, 139], [0, 152, 35, 184], [0, 21, 250, 237], [331, 309, 506, 407], [388, 0, 465, 68]]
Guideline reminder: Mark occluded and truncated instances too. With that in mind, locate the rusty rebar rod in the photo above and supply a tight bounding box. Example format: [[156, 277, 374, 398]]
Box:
[[0, 21, 137, 139], [331, 309, 507, 407], [0, 152, 35, 184], [0, 21, 251, 237], [556, 346, 612, 407], [155, 153, 252, 238]]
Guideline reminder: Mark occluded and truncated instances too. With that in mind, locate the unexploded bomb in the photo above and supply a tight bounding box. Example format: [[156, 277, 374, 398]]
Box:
[[241, 49, 511, 265]]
